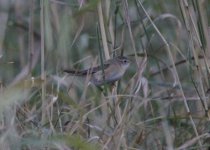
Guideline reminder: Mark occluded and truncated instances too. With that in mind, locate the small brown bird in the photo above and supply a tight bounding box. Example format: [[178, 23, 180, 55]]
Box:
[[63, 56, 130, 86]]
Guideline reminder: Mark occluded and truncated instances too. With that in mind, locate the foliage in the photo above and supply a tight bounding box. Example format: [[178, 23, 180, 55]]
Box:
[[0, 0, 210, 149]]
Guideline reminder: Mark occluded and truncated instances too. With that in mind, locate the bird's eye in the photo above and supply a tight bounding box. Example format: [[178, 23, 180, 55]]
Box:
[[123, 59, 128, 63]]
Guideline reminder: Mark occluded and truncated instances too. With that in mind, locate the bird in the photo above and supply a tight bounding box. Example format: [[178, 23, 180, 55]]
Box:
[[63, 56, 130, 86]]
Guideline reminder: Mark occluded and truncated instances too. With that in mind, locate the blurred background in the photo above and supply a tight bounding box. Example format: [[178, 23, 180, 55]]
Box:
[[0, 0, 210, 149]]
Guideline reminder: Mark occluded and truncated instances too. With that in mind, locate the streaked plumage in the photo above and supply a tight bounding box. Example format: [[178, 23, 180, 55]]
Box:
[[63, 56, 130, 86]]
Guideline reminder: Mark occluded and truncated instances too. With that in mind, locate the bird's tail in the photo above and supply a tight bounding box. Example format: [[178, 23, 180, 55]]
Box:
[[63, 69, 93, 76]]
